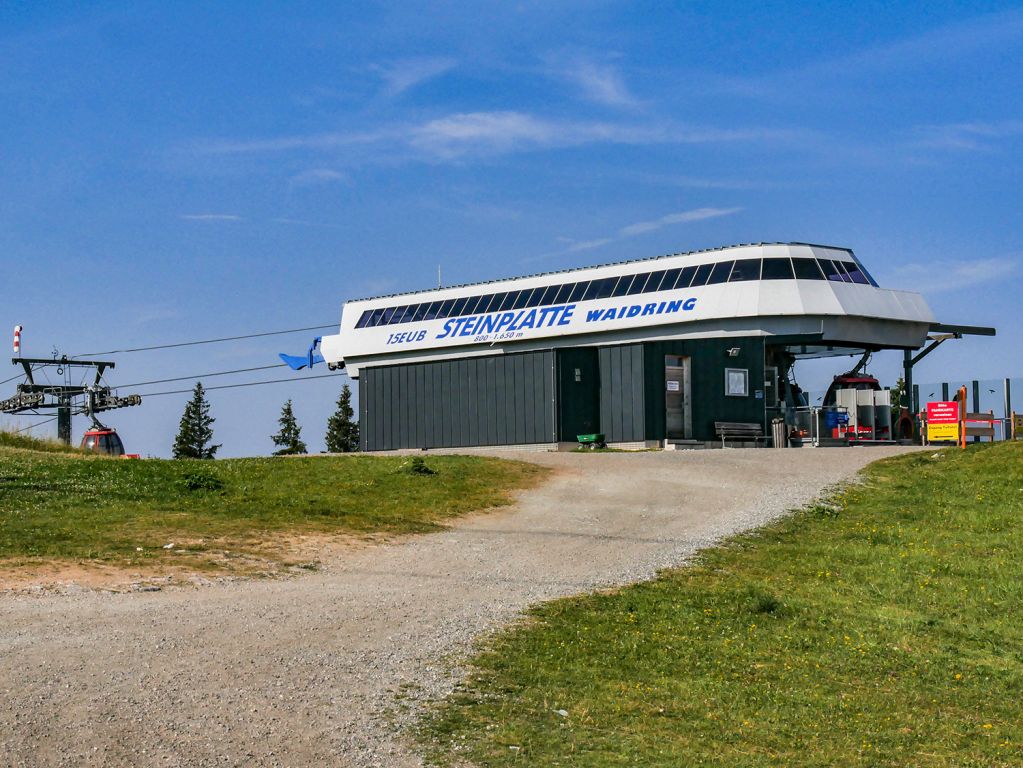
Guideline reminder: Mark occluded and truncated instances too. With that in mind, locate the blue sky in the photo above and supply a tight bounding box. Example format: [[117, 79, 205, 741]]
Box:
[[2, 1, 1021, 456]]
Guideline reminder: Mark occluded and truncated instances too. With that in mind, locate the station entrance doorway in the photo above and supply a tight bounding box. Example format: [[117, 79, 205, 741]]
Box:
[[665, 355, 692, 440]]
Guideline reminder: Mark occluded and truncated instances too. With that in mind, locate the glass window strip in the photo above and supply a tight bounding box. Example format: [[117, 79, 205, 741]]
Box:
[[356, 254, 884, 329]]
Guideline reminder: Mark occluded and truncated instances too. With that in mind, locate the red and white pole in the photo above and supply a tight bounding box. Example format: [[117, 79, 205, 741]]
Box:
[[13, 325, 22, 355]]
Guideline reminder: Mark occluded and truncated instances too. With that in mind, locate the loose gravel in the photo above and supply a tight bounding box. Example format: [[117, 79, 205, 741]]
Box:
[[0, 446, 919, 767]]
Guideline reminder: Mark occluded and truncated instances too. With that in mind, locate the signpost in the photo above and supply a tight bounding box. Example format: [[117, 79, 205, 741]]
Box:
[[925, 401, 960, 443]]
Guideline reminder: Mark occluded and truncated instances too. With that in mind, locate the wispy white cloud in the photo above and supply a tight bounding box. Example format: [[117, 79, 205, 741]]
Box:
[[887, 256, 1019, 293], [552, 207, 742, 258], [129, 305, 182, 325], [549, 55, 639, 107], [913, 120, 1023, 151], [190, 110, 802, 163], [371, 56, 456, 96], [270, 217, 345, 230], [623, 172, 783, 190], [564, 237, 614, 254], [712, 9, 1023, 99], [822, 9, 1023, 76], [180, 213, 242, 221], [289, 168, 350, 186]]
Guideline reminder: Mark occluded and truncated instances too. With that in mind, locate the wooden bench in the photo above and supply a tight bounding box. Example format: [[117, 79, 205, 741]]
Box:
[[714, 421, 768, 448]]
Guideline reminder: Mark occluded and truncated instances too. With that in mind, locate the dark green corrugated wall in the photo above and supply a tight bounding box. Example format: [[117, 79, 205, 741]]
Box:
[[358, 337, 767, 450], [643, 337, 766, 441], [597, 337, 767, 443], [598, 345, 646, 442], [359, 350, 556, 450]]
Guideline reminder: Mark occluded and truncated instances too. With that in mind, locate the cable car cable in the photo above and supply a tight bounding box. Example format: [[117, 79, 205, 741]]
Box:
[[9, 416, 59, 434], [137, 372, 339, 398], [75, 323, 338, 356], [117, 363, 287, 389]]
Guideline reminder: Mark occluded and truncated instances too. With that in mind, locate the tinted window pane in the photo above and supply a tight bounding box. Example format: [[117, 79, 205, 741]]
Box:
[[380, 307, 397, 324], [611, 274, 635, 297], [483, 293, 506, 312], [423, 302, 441, 320], [386, 306, 406, 324], [553, 284, 573, 304], [583, 278, 616, 300], [761, 258, 795, 280], [691, 263, 714, 286], [568, 282, 589, 302], [676, 265, 698, 288], [839, 261, 870, 284], [411, 303, 429, 322], [728, 259, 761, 282], [463, 296, 485, 314], [537, 285, 558, 305], [436, 299, 456, 318], [626, 273, 650, 295], [494, 292, 516, 311], [643, 270, 668, 293], [523, 287, 544, 307], [397, 305, 416, 323], [511, 290, 532, 309], [792, 257, 825, 280], [659, 268, 682, 291], [819, 259, 848, 282], [369, 308, 386, 326], [706, 261, 734, 285], [356, 311, 373, 328], [450, 297, 469, 316], [855, 263, 878, 286]]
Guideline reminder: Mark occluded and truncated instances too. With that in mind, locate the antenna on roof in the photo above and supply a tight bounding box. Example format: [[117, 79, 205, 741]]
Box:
[[438, 264, 442, 288]]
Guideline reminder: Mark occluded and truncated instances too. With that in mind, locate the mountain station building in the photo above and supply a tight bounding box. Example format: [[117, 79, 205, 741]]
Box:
[[318, 242, 992, 451]]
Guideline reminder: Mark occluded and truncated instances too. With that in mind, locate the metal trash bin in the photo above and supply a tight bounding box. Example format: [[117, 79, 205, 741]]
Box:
[[771, 418, 787, 448]]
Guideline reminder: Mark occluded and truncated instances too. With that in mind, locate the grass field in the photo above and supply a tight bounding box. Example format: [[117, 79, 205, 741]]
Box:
[[423, 443, 1023, 767], [0, 440, 546, 573], [0, 430, 84, 454]]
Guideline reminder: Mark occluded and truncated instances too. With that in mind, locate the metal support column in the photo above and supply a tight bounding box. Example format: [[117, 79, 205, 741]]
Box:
[[972, 380, 981, 443], [1005, 378, 1012, 441], [57, 396, 72, 445], [903, 350, 914, 411]]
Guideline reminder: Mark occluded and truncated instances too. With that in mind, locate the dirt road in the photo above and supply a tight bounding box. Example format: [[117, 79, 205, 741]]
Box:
[[0, 447, 916, 767]]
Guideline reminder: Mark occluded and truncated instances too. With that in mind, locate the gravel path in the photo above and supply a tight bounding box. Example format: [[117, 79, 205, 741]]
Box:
[[0, 447, 918, 767]]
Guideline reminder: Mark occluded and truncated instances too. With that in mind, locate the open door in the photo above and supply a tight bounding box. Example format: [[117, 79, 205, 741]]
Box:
[[664, 355, 692, 440]]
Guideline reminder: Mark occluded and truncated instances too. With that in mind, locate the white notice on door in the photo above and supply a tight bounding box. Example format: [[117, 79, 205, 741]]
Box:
[[666, 380, 680, 392]]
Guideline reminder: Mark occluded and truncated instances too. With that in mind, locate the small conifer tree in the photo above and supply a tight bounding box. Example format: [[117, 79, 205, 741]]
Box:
[[271, 399, 307, 455], [172, 382, 220, 459], [325, 383, 360, 453]]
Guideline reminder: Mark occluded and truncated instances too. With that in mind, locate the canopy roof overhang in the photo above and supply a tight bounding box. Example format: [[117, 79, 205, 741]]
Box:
[[929, 322, 996, 337]]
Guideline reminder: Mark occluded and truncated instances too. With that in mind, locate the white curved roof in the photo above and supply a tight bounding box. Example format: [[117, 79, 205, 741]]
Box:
[[321, 243, 934, 376]]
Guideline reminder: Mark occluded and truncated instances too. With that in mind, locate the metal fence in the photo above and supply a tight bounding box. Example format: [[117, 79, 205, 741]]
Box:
[[805, 377, 1021, 442], [913, 377, 1021, 442]]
